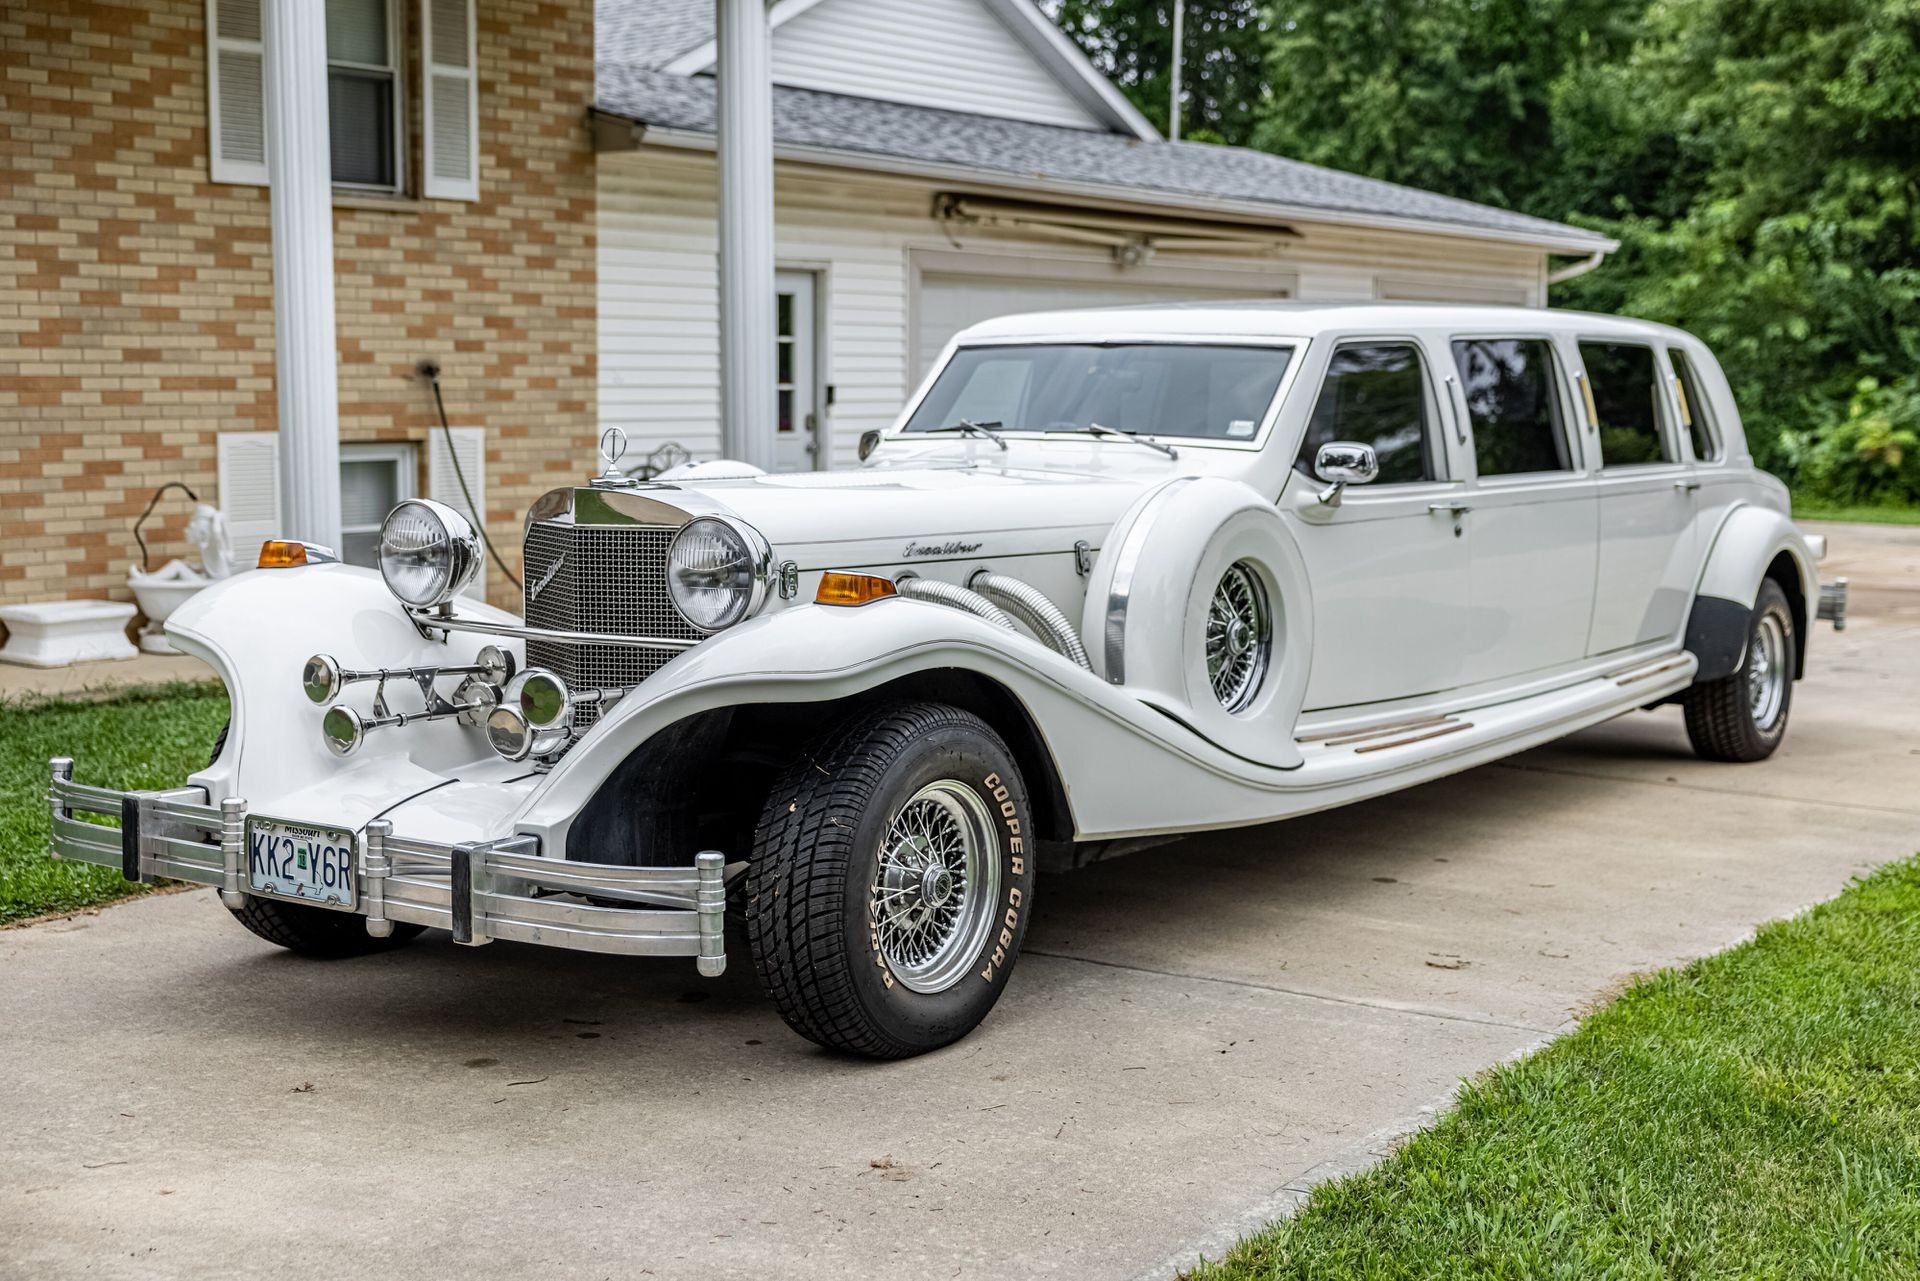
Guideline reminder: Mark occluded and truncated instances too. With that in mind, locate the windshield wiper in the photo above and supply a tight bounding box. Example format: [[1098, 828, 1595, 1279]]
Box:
[[921, 418, 1007, 450], [1078, 421, 1178, 459]]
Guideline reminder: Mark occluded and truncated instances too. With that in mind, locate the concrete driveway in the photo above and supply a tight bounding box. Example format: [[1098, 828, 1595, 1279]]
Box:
[[4, 521, 1916, 1281]]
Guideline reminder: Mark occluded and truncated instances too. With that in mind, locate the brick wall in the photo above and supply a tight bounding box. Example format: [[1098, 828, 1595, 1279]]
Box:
[[0, 0, 597, 614]]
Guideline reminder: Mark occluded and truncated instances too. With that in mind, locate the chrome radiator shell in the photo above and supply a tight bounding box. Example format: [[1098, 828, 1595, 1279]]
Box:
[[521, 515, 703, 729]]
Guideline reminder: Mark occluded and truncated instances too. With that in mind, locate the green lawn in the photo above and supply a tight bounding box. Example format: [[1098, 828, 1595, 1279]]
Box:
[[0, 682, 228, 924], [1186, 855, 1920, 1279], [1791, 501, 1920, 527]]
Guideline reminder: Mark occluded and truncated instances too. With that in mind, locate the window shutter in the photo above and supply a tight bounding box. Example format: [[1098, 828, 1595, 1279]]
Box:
[[421, 0, 479, 200], [429, 426, 488, 595], [216, 431, 282, 561], [207, 0, 269, 185]]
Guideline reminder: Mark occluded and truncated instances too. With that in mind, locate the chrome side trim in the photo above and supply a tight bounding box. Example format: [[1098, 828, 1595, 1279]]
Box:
[[409, 607, 700, 652], [1102, 477, 1195, 685]]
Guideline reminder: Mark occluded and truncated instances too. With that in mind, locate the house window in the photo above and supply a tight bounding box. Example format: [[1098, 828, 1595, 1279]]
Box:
[[206, 0, 478, 200], [326, 0, 404, 190], [339, 443, 417, 567]]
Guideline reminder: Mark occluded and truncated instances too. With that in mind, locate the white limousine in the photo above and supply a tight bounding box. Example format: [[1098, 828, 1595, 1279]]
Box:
[[50, 303, 1845, 1057]]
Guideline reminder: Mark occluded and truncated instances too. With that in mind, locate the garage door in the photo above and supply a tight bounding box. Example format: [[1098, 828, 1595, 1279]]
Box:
[[916, 271, 1289, 378]]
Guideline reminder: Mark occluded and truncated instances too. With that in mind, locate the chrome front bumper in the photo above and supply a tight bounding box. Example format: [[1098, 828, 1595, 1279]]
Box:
[[47, 758, 728, 974]]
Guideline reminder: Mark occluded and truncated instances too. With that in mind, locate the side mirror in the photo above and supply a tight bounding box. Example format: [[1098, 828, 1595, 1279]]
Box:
[[858, 429, 882, 462], [1313, 441, 1379, 507]]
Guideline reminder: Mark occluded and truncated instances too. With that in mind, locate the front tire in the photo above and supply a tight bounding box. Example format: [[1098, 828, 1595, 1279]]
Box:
[[229, 895, 424, 958], [746, 702, 1036, 1058], [1684, 578, 1796, 762]]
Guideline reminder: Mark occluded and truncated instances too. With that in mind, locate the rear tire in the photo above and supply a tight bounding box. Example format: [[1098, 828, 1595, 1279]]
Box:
[[1684, 579, 1796, 763], [746, 702, 1035, 1058], [210, 721, 424, 957]]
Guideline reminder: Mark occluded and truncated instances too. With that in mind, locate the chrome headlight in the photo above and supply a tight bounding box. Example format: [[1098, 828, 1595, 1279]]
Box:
[[666, 516, 770, 632], [378, 498, 480, 609]]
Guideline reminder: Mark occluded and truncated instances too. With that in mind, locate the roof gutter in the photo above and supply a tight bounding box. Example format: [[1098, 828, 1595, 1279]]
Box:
[[615, 120, 1622, 258]]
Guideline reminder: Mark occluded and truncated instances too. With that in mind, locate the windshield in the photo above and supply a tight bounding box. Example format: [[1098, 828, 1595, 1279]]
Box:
[[902, 343, 1295, 443]]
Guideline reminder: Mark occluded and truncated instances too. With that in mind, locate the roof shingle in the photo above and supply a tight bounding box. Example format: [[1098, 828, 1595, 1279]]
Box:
[[594, 65, 1612, 251]]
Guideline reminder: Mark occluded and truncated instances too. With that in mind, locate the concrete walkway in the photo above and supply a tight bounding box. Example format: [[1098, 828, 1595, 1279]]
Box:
[[0, 651, 214, 702], [2, 522, 1916, 1281]]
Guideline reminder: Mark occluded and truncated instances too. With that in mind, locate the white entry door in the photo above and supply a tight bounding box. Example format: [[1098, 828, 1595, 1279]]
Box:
[[773, 271, 818, 472]]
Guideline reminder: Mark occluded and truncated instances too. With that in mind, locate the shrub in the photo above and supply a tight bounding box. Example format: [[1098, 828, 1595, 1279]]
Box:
[[1779, 377, 1920, 508]]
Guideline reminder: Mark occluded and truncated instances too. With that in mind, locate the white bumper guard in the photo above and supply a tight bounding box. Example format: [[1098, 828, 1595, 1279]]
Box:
[[47, 758, 728, 974]]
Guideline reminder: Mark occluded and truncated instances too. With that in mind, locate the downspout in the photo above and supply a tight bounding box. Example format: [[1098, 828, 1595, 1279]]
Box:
[[1546, 249, 1607, 286]]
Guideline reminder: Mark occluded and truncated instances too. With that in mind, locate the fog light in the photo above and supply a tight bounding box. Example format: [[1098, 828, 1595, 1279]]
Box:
[[302, 654, 344, 705], [508, 668, 571, 730], [486, 705, 533, 761], [322, 706, 367, 757]]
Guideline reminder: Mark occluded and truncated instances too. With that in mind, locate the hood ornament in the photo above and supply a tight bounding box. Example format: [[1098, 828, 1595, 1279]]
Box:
[[592, 426, 640, 489]]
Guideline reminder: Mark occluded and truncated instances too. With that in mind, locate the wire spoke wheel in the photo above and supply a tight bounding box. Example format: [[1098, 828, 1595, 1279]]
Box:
[[1747, 610, 1789, 731], [871, 780, 1002, 995], [1205, 561, 1271, 713]]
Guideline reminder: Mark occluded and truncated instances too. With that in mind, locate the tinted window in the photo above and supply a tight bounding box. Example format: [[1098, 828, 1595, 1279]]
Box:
[[1668, 348, 1721, 461], [1581, 342, 1671, 466], [1294, 343, 1436, 484], [1451, 338, 1571, 476], [904, 344, 1293, 442]]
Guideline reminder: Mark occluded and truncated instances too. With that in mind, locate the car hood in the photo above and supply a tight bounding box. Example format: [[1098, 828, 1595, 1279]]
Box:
[[669, 453, 1170, 565]]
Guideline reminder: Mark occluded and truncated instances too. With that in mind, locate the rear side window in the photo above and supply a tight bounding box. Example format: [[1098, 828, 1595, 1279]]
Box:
[[1667, 348, 1721, 461], [1450, 338, 1571, 476], [1580, 342, 1673, 466], [1294, 343, 1437, 484]]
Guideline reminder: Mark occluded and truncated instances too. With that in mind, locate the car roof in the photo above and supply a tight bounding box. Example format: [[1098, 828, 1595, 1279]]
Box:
[[955, 300, 1693, 345]]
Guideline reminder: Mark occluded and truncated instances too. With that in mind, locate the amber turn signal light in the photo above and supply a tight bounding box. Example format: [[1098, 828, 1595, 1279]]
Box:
[[815, 571, 898, 607], [257, 539, 311, 568]]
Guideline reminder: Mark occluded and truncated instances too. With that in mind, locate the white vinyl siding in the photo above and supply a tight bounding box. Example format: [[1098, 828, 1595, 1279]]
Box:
[[207, 0, 268, 184], [599, 150, 1542, 471], [428, 426, 487, 595], [767, 0, 1103, 130], [216, 431, 281, 560], [421, 0, 480, 200]]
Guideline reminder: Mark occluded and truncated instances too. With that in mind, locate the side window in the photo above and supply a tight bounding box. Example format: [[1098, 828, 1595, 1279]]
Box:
[[1450, 338, 1572, 477], [1293, 343, 1437, 484], [1668, 348, 1721, 462], [1580, 342, 1672, 466]]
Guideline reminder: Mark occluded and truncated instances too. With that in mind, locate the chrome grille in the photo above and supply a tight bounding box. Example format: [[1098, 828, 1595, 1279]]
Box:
[[522, 520, 700, 730]]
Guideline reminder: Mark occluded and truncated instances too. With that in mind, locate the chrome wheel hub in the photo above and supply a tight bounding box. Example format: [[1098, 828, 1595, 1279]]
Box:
[[871, 780, 1002, 994], [1206, 562, 1272, 713], [1747, 611, 1789, 732]]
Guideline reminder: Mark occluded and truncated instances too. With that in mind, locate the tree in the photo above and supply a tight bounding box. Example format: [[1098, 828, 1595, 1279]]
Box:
[[1045, 1, 1270, 144]]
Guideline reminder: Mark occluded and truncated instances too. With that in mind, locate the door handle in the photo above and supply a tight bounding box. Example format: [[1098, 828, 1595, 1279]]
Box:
[[1673, 479, 1701, 493], [1428, 501, 1474, 515]]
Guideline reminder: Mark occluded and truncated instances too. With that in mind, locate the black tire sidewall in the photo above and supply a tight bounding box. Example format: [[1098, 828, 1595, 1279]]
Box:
[[838, 720, 1035, 1051]]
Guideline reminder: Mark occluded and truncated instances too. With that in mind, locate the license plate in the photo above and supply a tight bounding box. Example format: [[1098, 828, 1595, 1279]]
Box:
[[247, 817, 358, 910]]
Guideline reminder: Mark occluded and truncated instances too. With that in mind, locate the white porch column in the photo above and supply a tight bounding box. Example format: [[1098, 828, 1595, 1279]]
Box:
[[715, 0, 776, 469], [264, 0, 342, 547]]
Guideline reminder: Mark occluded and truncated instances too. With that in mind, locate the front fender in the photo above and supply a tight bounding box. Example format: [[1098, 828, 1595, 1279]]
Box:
[[168, 564, 525, 826], [1687, 503, 1818, 680], [513, 598, 1307, 853]]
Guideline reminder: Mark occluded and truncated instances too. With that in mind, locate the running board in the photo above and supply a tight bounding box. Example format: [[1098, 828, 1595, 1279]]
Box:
[[1287, 652, 1697, 783]]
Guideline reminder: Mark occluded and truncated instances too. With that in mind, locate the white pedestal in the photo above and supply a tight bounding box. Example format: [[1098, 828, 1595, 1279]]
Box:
[[0, 601, 139, 668]]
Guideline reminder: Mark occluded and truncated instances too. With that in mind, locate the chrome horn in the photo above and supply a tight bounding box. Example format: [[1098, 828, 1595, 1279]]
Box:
[[301, 646, 514, 706], [320, 677, 502, 757]]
